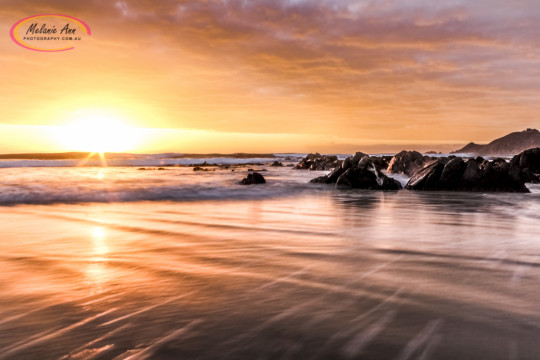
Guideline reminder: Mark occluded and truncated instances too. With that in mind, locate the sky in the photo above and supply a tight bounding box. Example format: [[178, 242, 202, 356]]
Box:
[[1, 0, 540, 153]]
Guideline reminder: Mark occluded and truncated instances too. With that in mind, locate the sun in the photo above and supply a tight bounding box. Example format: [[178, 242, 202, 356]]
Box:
[[56, 111, 142, 153]]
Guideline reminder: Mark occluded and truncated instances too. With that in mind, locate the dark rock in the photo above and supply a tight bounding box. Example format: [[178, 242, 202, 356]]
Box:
[[311, 154, 402, 190], [511, 148, 540, 171], [306, 152, 321, 160], [406, 158, 529, 192], [193, 166, 209, 171], [294, 153, 341, 170], [370, 156, 391, 172], [510, 147, 540, 183], [271, 161, 284, 167], [387, 150, 429, 177], [325, 165, 347, 184], [240, 172, 266, 185], [462, 159, 482, 186], [440, 157, 466, 187], [474, 156, 485, 163], [352, 151, 368, 164], [406, 160, 445, 190]]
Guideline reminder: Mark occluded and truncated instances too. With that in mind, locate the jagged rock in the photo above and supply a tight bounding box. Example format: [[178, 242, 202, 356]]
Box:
[[311, 154, 402, 190], [352, 151, 368, 163], [387, 150, 430, 177], [406, 160, 445, 190], [510, 147, 540, 183], [240, 172, 266, 185], [406, 158, 529, 192], [271, 161, 284, 167], [294, 153, 341, 170]]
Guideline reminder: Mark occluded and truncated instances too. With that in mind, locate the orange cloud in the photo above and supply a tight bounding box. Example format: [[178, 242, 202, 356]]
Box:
[[1, 0, 540, 152]]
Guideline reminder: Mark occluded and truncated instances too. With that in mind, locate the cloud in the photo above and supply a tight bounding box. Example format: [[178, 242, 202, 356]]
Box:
[[2, 0, 540, 147]]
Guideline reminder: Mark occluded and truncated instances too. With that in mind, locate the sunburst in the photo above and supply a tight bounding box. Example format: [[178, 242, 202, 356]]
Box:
[[55, 111, 142, 166]]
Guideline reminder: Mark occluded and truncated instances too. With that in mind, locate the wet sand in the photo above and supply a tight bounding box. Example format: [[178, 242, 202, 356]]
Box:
[[1, 185, 540, 359]]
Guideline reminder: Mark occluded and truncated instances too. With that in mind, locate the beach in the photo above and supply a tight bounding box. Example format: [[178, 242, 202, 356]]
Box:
[[1, 161, 540, 359]]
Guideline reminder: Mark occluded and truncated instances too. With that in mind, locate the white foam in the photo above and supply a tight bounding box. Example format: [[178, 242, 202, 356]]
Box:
[[0, 157, 277, 168]]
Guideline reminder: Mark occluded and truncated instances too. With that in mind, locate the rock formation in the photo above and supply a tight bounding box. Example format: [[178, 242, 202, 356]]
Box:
[[311, 152, 402, 190], [294, 153, 340, 170], [405, 157, 529, 192]]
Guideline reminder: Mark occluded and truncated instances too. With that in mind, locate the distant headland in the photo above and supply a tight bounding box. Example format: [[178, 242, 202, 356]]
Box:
[[453, 128, 540, 155]]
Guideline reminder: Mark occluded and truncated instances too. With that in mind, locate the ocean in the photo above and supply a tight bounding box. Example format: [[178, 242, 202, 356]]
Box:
[[1, 154, 540, 359]]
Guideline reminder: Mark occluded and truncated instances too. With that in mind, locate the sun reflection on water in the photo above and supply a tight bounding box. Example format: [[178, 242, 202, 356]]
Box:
[[86, 226, 111, 294]]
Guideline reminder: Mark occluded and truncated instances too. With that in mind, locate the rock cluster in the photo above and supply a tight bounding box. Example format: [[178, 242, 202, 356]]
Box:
[[311, 152, 402, 190], [294, 153, 340, 170], [510, 147, 540, 183], [405, 157, 529, 192]]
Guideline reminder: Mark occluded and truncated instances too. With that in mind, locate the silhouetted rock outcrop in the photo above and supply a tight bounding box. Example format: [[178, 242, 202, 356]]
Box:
[[387, 150, 430, 177], [294, 153, 340, 170], [510, 147, 540, 183], [240, 172, 266, 185], [405, 157, 529, 192], [311, 153, 402, 190], [453, 129, 540, 155], [193, 166, 211, 171], [271, 161, 284, 167]]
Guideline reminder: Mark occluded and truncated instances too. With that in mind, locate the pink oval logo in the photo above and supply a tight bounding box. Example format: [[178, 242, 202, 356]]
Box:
[[10, 14, 91, 52]]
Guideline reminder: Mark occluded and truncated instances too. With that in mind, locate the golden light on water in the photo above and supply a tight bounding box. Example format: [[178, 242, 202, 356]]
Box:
[[86, 225, 110, 294]]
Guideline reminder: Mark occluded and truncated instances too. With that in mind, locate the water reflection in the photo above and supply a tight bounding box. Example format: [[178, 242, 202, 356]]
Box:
[[1, 192, 540, 359], [86, 226, 110, 294]]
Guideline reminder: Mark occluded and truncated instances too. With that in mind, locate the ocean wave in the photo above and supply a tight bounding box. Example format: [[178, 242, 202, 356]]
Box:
[[0, 164, 318, 205], [0, 157, 278, 168], [0, 182, 312, 205]]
